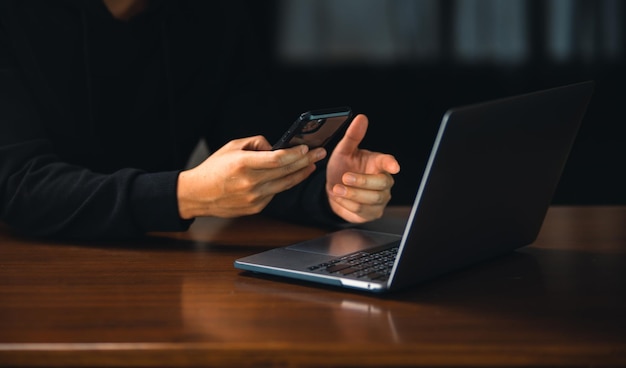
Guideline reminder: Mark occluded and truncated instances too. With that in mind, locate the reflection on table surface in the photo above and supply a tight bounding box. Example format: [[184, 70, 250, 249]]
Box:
[[0, 206, 625, 367]]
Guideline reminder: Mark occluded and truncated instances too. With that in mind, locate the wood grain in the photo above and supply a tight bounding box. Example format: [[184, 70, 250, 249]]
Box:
[[1, 206, 625, 367]]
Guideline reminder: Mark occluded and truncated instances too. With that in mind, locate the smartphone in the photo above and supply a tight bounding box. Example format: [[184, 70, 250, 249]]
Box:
[[271, 106, 354, 150]]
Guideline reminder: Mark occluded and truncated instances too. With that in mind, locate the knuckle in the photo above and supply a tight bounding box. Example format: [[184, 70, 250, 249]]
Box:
[[269, 153, 287, 168], [237, 177, 255, 192], [352, 202, 364, 214]]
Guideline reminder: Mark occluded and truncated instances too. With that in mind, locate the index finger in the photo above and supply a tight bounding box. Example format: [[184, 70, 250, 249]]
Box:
[[247, 144, 311, 169]]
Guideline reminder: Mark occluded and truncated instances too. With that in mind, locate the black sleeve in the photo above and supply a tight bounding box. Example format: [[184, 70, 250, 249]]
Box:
[[262, 162, 346, 228], [0, 14, 192, 240]]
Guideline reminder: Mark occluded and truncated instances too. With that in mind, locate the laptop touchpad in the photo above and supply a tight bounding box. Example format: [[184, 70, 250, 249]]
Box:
[[287, 229, 401, 256]]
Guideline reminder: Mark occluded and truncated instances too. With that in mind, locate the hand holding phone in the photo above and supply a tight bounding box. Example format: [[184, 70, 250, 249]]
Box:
[[272, 106, 353, 150]]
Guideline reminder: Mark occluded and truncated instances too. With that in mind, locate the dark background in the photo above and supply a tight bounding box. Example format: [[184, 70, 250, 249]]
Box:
[[249, 0, 625, 206]]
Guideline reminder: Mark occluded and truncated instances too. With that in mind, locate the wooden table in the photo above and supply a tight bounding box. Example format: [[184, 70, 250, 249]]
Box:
[[1, 206, 625, 367]]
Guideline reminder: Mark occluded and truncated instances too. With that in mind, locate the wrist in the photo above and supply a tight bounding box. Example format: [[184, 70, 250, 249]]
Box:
[[177, 170, 196, 220]]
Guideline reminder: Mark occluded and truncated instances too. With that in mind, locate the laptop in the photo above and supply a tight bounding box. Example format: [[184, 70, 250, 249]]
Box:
[[234, 80, 595, 293]]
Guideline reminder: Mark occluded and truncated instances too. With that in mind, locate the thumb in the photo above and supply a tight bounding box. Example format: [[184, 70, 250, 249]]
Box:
[[334, 114, 368, 155]]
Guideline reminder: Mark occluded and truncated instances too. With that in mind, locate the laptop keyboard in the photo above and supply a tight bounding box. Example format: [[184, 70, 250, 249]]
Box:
[[307, 245, 400, 282]]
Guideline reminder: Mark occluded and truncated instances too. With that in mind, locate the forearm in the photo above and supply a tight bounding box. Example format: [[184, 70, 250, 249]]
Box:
[[0, 140, 191, 239]]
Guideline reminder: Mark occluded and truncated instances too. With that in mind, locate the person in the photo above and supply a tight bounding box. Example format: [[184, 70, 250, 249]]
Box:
[[0, 0, 400, 240]]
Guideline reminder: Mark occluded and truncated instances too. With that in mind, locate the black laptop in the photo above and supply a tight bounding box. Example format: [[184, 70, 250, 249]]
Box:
[[234, 81, 595, 293]]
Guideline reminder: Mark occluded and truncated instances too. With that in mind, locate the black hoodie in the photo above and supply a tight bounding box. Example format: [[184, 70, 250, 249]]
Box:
[[0, 0, 338, 239]]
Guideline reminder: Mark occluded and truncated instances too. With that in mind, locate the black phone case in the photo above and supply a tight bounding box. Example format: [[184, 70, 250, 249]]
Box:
[[272, 106, 353, 150]]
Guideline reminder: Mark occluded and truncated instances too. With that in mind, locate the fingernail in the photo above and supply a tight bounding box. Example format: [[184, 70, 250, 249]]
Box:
[[316, 148, 327, 160], [333, 185, 347, 196], [344, 174, 356, 185]]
